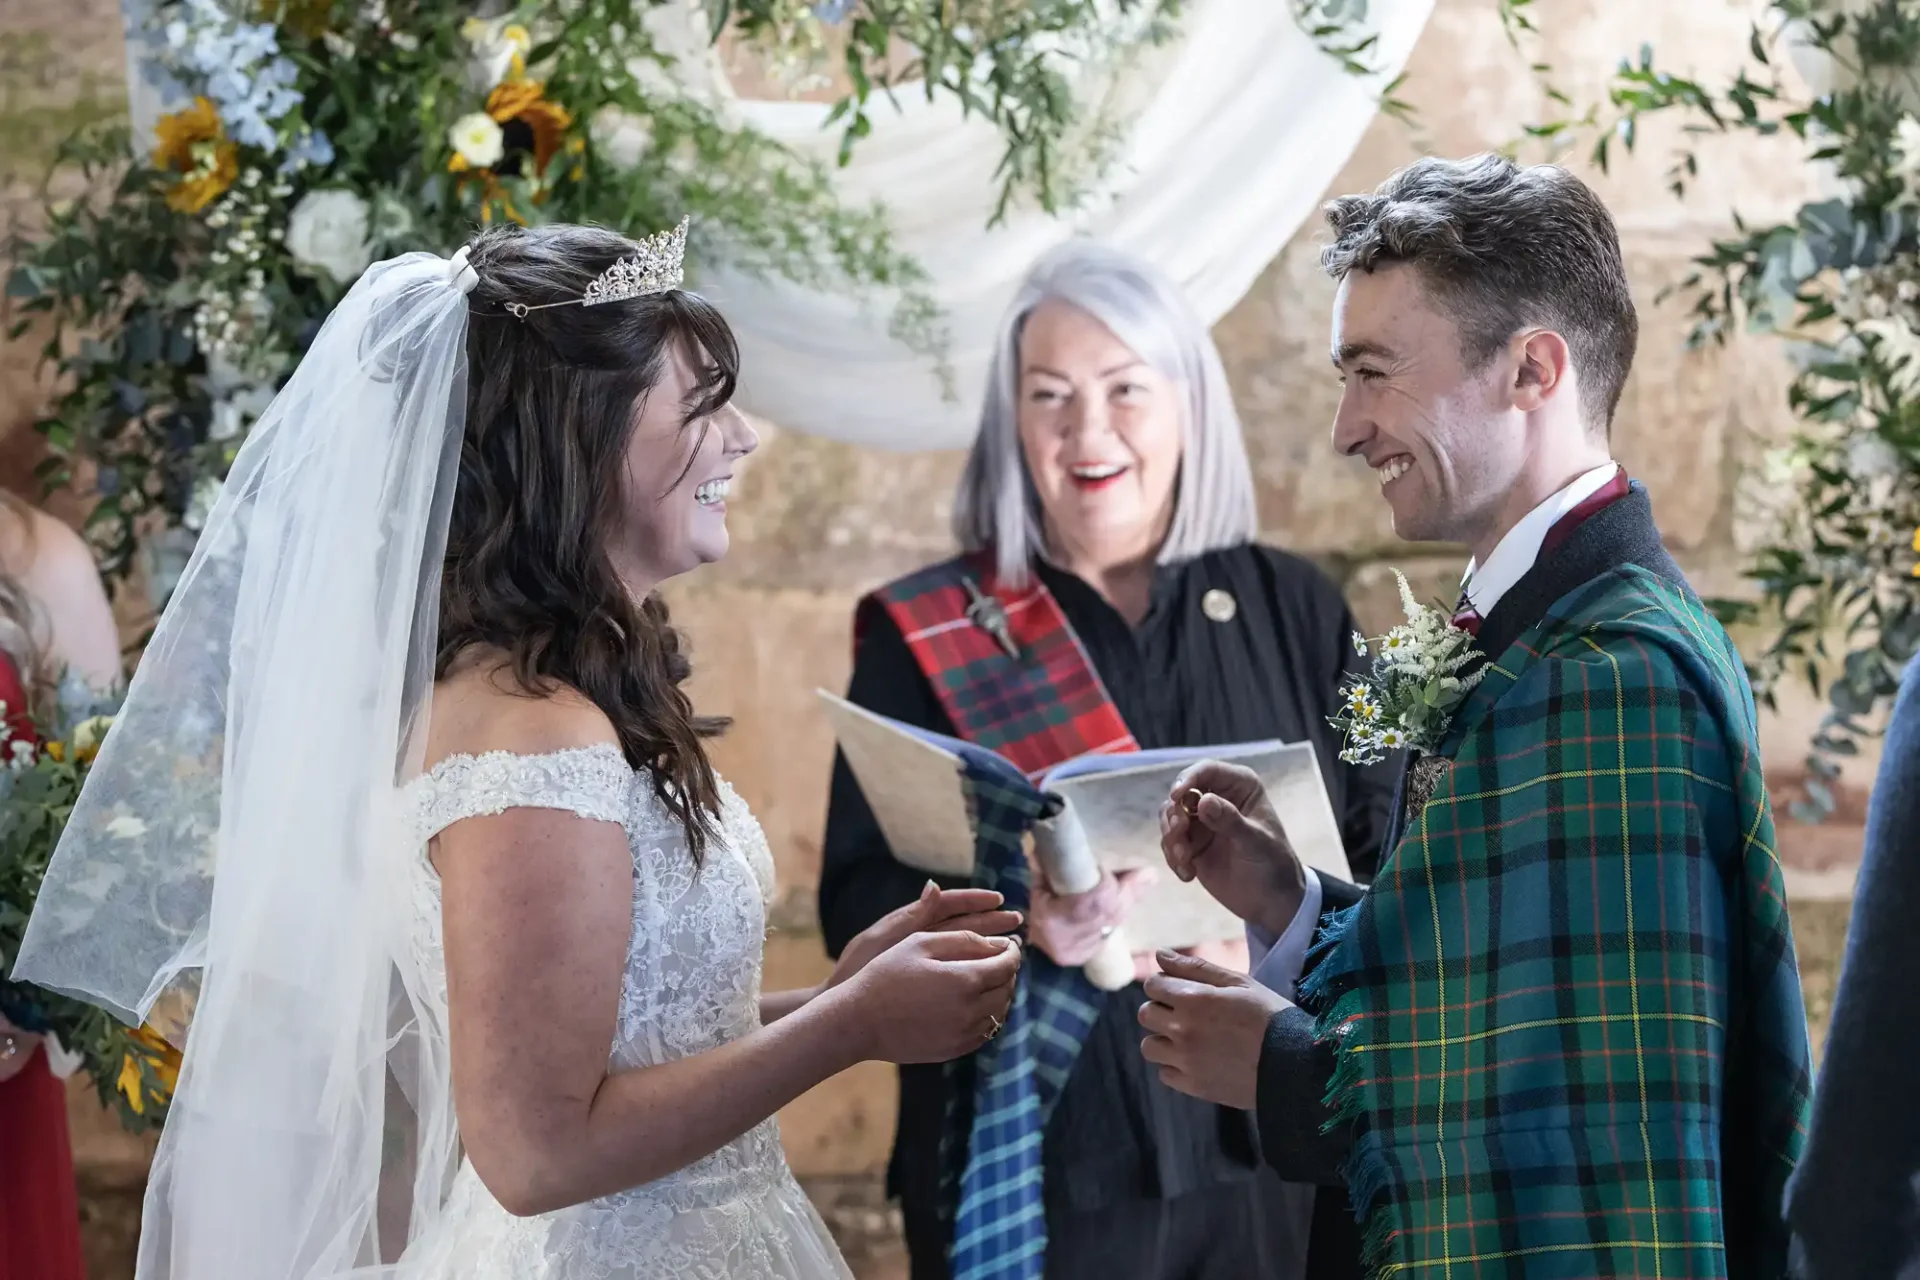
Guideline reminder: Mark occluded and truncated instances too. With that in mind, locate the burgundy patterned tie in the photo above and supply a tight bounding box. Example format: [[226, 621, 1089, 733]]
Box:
[[1450, 587, 1482, 636]]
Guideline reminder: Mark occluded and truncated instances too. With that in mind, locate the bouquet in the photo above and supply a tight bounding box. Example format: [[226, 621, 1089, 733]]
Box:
[[1331, 570, 1486, 766], [0, 672, 179, 1132]]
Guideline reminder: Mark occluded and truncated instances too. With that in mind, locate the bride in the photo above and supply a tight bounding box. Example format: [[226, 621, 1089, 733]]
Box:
[[14, 220, 1022, 1279]]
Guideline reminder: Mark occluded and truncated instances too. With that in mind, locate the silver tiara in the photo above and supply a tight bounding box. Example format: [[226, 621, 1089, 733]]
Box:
[[503, 216, 689, 318]]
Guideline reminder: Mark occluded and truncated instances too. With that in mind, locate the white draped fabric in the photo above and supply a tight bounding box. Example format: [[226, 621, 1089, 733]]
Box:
[[121, 0, 1433, 451], [679, 0, 1434, 449]]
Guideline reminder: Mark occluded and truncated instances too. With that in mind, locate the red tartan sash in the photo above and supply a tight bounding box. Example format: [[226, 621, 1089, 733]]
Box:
[[858, 556, 1137, 779]]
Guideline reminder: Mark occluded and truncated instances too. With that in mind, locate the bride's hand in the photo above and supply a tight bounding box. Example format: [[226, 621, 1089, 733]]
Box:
[[842, 931, 1023, 1064], [826, 881, 1022, 992]]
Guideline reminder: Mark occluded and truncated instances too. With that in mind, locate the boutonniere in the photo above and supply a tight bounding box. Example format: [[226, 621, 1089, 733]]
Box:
[[1330, 571, 1485, 766]]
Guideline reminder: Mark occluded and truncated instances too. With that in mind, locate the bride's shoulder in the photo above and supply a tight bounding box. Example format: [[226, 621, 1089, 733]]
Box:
[[425, 655, 621, 770], [407, 662, 638, 846]]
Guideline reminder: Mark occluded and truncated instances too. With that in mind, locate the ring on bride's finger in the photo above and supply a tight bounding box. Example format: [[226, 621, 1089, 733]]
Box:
[[984, 1014, 1003, 1041], [1098, 925, 1115, 940], [1, 1035, 16, 1060]]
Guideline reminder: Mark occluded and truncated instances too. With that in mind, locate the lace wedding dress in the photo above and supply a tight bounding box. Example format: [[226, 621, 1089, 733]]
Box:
[[397, 744, 855, 1280]]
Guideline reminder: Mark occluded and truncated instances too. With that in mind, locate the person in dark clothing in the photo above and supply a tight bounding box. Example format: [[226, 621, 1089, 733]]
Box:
[[818, 240, 1395, 1280], [1785, 657, 1920, 1279]]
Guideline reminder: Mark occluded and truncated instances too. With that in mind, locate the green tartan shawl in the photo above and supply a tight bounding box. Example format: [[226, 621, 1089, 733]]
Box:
[[1302, 563, 1812, 1279]]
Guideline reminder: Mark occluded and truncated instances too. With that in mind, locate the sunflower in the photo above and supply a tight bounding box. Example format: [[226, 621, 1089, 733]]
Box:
[[448, 80, 576, 224], [71, 714, 114, 764], [153, 98, 239, 214], [116, 1024, 183, 1115], [483, 79, 575, 179]]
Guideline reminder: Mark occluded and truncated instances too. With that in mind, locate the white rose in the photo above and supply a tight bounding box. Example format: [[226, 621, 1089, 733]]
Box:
[[286, 189, 374, 285], [591, 105, 653, 171], [210, 383, 274, 442], [450, 112, 506, 169], [183, 475, 224, 532], [463, 16, 530, 90], [629, 53, 682, 102]]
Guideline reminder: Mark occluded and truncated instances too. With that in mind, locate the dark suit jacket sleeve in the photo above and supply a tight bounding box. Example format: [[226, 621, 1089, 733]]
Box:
[[1255, 870, 1364, 1185], [817, 601, 969, 959], [1786, 659, 1920, 1279]]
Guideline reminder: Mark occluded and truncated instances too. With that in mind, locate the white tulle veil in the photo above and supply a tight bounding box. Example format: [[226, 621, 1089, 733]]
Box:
[[14, 249, 479, 1275]]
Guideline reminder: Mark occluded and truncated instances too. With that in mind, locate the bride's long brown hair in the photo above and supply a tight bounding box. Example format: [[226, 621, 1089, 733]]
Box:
[[437, 223, 735, 862]]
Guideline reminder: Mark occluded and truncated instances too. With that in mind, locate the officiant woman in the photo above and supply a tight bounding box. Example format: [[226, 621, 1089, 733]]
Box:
[[819, 240, 1394, 1280]]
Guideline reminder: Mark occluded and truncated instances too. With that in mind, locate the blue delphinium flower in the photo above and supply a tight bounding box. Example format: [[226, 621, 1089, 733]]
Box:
[[157, 0, 305, 155], [280, 127, 336, 175]]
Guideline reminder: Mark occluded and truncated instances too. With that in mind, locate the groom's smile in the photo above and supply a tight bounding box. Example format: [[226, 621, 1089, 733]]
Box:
[[1373, 455, 1412, 486]]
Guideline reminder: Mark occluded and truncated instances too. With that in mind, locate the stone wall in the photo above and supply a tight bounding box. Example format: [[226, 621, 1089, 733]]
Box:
[[0, 0, 1864, 1268]]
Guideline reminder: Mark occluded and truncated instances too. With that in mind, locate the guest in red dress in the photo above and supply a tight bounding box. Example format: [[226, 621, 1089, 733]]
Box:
[[0, 493, 124, 1280]]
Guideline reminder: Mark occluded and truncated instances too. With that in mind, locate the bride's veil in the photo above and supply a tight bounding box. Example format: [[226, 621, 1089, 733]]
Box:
[[14, 249, 476, 1275]]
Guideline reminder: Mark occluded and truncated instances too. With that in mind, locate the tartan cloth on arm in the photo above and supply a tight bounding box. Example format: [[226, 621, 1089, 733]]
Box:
[[1300, 564, 1812, 1279], [941, 760, 1105, 1279], [862, 555, 1138, 1280]]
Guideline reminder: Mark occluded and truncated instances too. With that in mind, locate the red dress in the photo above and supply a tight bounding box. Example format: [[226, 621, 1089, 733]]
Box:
[[0, 648, 87, 1280]]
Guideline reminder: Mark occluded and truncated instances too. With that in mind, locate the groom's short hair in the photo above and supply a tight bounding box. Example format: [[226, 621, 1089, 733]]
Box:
[[1320, 154, 1638, 436]]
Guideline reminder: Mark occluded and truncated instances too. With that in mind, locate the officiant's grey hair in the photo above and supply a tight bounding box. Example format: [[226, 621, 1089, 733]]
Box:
[[955, 240, 1258, 587]]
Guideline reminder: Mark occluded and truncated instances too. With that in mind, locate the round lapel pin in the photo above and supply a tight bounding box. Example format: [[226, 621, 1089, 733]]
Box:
[[1201, 588, 1237, 623]]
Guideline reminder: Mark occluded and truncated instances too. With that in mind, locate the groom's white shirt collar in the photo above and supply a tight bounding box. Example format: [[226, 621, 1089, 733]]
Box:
[[1460, 461, 1620, 619]]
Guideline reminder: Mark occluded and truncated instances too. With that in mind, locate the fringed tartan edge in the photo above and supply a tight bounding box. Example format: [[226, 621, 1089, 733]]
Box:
[[1298, 900, 1406, 1280]]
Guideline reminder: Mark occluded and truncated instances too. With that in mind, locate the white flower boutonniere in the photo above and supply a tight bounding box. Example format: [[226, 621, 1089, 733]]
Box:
[[1330, 571, 1486, 765]]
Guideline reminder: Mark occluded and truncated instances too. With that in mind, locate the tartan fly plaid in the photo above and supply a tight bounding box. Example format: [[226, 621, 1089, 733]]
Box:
[[862, 556, 1138, 1279], [941, 757, 1105, 1280], [1302, 564, 1812, 1279]]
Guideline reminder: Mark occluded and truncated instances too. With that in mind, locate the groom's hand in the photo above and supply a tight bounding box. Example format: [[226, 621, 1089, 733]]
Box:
[[1158, 761, 1305, 937], [1138, 950, 1287, 1110]]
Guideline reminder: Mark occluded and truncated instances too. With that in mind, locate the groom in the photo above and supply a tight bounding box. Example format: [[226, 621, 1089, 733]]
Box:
[[1142, 155, 1813, 1279]]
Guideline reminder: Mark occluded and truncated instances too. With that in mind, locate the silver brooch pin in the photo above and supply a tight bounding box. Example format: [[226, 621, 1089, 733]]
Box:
[[961, 576, 1020, 660], [1202, 588, 1237, 623]]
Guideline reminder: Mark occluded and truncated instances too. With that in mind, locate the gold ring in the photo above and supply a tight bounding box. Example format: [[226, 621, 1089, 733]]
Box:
[[985, 1014, 1003, 1041]]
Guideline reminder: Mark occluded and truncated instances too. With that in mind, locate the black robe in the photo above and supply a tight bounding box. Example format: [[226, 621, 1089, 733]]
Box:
[[819, 543, 1396, 1279]]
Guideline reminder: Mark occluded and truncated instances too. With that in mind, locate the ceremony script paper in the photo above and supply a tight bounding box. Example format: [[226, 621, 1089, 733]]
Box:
[[818, 691, 1352, 955]]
